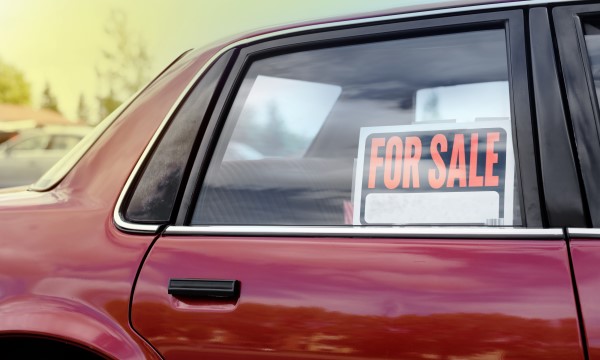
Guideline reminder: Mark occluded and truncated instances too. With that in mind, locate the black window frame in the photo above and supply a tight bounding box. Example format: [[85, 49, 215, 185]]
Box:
[[174, 9, 544, 228], [528, 6, 586, 228], [553, 3, 600, 228], [119, 50, 235, 225]]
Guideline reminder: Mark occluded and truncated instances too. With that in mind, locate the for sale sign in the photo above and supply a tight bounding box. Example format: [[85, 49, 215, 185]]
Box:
[[352, 121, 514, 225]]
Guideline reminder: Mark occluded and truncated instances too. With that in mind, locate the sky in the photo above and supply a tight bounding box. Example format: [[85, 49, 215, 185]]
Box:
[[0, 0, 445, 121]]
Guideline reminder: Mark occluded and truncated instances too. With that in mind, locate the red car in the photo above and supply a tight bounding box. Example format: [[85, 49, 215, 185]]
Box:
[[3, 1, 600, 359]]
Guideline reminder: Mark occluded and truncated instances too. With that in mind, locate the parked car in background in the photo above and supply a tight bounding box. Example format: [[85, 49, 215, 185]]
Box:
[[0, 131, 17, 146], [0, 126, 90, 188], [5, 1, 600, 359]]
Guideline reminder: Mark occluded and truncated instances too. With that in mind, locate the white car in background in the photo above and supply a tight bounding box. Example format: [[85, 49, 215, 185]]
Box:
[[0, 126, 91, 188]]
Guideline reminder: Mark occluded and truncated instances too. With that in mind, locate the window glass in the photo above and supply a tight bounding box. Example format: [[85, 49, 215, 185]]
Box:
[[124, 53, 231, 223], [192, 29, 522, 226], [224, 75, 342, 160], [584, 20, 600, 105]]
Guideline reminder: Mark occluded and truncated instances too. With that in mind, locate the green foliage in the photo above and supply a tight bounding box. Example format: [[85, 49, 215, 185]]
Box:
[[40, 82, 60, 113], [96, 9, 151, 122], [0, 59, 31, 105], [97, 90, 121, 120]]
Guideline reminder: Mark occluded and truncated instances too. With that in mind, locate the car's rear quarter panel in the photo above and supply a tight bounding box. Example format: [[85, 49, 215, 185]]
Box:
[[0, 47, 222, 359]]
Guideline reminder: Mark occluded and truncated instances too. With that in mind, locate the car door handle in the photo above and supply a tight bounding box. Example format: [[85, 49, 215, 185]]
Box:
[[168, 278, 240, 300]]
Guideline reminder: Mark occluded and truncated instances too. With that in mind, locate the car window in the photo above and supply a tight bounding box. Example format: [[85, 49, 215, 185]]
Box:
[[583, 19, 600, 106], [192, 29, 523, 226], [49, 135, 82, 150], [122, 52, 233, 223], [9, 135, 49, 151]]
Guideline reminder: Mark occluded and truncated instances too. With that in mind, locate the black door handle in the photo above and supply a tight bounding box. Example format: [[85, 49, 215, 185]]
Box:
[[168, 279, 240, 300]]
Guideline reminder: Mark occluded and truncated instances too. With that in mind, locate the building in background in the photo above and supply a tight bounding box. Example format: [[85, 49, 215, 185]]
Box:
[[0, 103, 85, 144], [0, 103, 82, 131]]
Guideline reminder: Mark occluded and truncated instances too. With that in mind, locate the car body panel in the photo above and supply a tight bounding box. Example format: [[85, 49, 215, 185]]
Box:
[[0, 45, 224, 358], [569, 239, 600, 360], [0, 296, 146, 359], [132, 236, 584, 359], [0, 187, 160, 359]]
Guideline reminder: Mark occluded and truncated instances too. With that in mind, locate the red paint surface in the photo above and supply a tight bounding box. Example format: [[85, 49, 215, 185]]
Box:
[[0, 47, 219, 358], [570, 240, 600, 359], [133, 236, 583, 359]]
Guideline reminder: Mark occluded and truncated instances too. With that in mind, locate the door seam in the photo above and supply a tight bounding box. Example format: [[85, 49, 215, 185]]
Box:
[[564, 227, 590, 360], [127, 225, 168, 360]]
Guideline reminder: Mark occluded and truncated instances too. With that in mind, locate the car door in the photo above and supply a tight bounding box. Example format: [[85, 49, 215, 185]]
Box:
[[553, 4, 600, 360], [126, 7, 586, 360]]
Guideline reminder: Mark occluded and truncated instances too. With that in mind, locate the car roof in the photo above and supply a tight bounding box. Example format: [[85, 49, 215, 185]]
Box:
[[209, 0, 564, 43], [186, 0, 566, 64]]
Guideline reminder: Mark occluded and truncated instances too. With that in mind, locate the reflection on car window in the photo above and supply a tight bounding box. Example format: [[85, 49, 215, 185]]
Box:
[[583, 20, 600, 106], [223, 75, 341, 160], [193, 29, 522, 226]]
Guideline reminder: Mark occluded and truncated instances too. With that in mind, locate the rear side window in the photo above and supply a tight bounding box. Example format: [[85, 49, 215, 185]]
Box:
[[583, 19, 600, 106], [123, 52, 232, 223], [192, 29, 522, 226]]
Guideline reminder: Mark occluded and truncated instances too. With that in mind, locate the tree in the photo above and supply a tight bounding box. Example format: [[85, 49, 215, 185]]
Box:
[[0, 59, 31, 105], [40, 82, 60, 113], [97, 89, 121, 121], [76, 93, 90, 123], [96, 9, 151, 121]]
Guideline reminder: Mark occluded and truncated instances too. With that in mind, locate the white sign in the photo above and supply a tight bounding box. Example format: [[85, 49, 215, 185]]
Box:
[[352, 120, 515, 226]]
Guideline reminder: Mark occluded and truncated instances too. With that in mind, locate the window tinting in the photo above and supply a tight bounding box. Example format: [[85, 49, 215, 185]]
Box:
[[584, 20, 600, 106], [124, 53, 231, 223], [193, 29, 522, 226]]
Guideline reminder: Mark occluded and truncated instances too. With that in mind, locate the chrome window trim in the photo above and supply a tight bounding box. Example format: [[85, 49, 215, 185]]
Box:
[[115, 0, 570, 234], [568, 228, 600, 238], [165, 226, 563, 239]]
